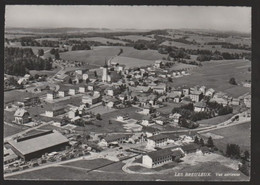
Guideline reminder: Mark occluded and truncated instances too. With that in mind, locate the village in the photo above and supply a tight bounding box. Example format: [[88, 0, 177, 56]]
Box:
[[4, 56, 251, 177]]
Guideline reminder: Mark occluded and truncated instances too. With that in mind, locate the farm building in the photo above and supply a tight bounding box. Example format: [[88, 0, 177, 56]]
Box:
[[169, 113, 182, 124], [45, 106, 66, 117], [46, 91, 57, 101], [154, 60, 162, 68], [58, 89, 69, 97], [106, 87, 121, 96], [190, 91, 203, 102], [101, 134, 133, 146], [14, 108, 31, 124], [68, 88, 77, 96], [199, 86, 206, 94], [180, 143, 201, 154], [182, 88, 190, 96], [87, 84, 95, 91], [143, 126, 160, 137], [205, 88, 215, 97], [82, 92, 101, 105], [244, 95, 251, 108], [147, 134, 169, 148], [150, 84, 167, 94], [79, 86, 87, 94], [194, 101, 207, 112], [8, 130, 69, 161], [142, 148, 185, 168]]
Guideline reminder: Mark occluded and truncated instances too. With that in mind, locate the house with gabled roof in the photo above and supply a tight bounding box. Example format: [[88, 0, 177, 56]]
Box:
[[142, 147, 185, 168], [14, 108, 31, 124]]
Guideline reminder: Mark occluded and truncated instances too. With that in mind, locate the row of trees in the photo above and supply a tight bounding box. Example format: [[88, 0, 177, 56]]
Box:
[[19, 38, 59, 47], [71, 42, 91, 51], [172, 101, 233, 126], [4, 47, 53, 76]]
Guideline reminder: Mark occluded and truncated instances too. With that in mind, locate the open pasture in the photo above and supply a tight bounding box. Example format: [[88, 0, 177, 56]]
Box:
[[160, 40, 250, 54], [169, 59, 251, 98], [116, 35, 155, 41], [60, 46, 167, 67], [202, 122, 250, 152], [69, 37, 127, 44], [111, 56, 154, 68]]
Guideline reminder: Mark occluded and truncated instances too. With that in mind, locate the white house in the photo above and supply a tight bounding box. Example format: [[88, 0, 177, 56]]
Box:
[[14, 108, 31, 124], [154, 60, 162, 68], [79, 86, 87, 94], [147, 134, 169, 148], [46, 91, 57, 101], [58, 90, 68, 97], [169, 113, 182, 124], [205, 88, 215, 97], [142, 148, 184, 168], [68, 89, 77, 96]]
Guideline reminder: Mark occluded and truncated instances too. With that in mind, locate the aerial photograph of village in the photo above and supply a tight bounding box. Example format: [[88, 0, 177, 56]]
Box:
[[3, 6, 251, 181]]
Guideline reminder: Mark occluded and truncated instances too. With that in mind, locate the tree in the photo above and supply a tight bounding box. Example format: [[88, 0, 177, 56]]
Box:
[[96, 113, 102, 120], [207, 136, 214, 147], [75, 109, 79, 117], [226, 144, 240, 158], [244, 150, 250, 161], [38, 49, 44, 56], [229, 77, 237, 85], [194, 136, 199, 144], [54, 52, 60, 60], [94, 71, 97, 77], [199, 138, 204, 146]]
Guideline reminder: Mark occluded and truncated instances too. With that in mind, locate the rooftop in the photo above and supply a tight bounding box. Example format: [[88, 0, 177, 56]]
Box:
[[104, 134, 132, 143], [14, 108, 29, 117], [148, 134, 168, 141], [146, 148, 184, 160], [8, 130, 69, 155]]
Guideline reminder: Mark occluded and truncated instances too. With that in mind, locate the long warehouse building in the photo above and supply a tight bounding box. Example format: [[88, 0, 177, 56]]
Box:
[[8, 130, 69, 161]]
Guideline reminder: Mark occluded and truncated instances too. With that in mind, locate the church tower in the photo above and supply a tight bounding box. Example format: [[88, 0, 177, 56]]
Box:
[[102, 58, 110, 82]]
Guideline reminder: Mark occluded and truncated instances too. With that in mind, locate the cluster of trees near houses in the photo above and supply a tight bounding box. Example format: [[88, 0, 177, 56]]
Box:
[[172, 101, 233, 128], [4, 47, 53, 76]]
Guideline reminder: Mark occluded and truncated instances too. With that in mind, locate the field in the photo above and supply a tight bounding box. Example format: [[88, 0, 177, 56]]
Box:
[[116, 35, 155, 41], [69, 37, 127, 44], [6, 160, 248, 181], [4, 90, 45, 104], [168, 59, 251, 98], [110, 56, 154, 68], [201, 122, 251, 152], [197, 113, 234, 126], [4, 123, 28, 137], [60, 46, 120, 66], [63, 158, 114, 169], [160, 41, 250, 54], [60, 46, 167, 67]]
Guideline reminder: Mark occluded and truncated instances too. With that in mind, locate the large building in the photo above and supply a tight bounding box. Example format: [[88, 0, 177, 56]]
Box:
[[142, 148, 185, 168], [147, 134, 169, 148], [8, 130, 69, 161]]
